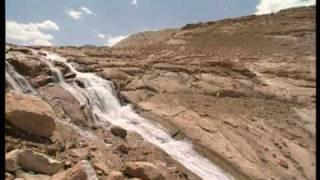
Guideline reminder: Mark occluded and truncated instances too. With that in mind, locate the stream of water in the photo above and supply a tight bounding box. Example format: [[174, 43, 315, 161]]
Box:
[[5, 60, 36, 95], [6, 49, 234, 180]]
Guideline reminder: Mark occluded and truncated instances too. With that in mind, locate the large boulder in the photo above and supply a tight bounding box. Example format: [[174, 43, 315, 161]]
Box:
[[52, 160, 98, 180], [18, 150, 64, 175], [123, 162, 165, 180], [6, 51, 46, 77], [37, 85, 91, 127], [5, 91, 56, 137], [6, 149, 63, 175]]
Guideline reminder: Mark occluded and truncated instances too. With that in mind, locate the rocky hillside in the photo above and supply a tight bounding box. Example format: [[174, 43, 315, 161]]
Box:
[[5, 6, 315, 180], [114, 29, 179, 48]]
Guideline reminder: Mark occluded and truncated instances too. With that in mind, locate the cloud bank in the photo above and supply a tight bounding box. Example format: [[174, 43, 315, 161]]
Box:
[[255, 0, 316, 15], [6, 20, 59, 46]]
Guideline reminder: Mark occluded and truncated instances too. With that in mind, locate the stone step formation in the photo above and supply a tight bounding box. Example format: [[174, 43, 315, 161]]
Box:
[[5, 6, 315, 180]]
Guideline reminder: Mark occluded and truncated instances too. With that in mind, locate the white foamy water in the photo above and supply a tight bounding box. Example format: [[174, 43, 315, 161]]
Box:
[[41, 51, 234, 180], [5, 60, 36, 95], [5, 54, 104, 148]]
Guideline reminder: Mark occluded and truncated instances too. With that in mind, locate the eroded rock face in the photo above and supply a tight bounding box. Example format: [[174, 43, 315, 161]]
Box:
[[5, 91, 56, 137], [42, 6, 316, 180], [287, 142, 316, 180], [5, 6, 316, 180], [37, 84, 92, 128], [30, 75, 54, 88], [6, 51, 46, 77]]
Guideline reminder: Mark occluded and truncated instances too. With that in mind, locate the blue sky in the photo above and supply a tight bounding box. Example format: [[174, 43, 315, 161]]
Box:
[[5, 0, 315, 46]]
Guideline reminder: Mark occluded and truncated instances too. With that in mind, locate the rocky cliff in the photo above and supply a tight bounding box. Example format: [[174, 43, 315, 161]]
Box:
[[5, 6, 315, 180]]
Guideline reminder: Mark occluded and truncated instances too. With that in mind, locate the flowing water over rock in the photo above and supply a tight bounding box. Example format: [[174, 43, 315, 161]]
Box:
[[6, 60, 36, 95], [5, 7, 316, 179], [6, 48, 234, 180], [42, 51, 234, 180], [5, 54, 106, 149]]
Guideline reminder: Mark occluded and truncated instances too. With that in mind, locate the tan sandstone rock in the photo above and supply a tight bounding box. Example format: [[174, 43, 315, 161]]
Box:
[[52, 160, 98, 180], [105, 171, 124, 180], [5, 91, 56, 137], [6, 149, 63, 175], [6, 51, 46, 77], [17, 172, 51, 180], [6, 149, 21, 172], [123, 162, 165, 180], [18, 149, 63, 175]]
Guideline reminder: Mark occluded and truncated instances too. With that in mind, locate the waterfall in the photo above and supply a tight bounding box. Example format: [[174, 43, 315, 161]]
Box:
[[40, 50, 234, 180], [5, 48, 234, 180], [5, 60, 36, 95], [5, 54, 107, 151], [36, 54, 88, 107]]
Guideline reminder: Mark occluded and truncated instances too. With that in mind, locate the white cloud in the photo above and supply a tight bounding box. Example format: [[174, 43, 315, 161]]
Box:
[[6, 20, 59, 46], [97, 33, 106, 39], [97, 33, 129, 46], [66, 9, 83, 20], [66, 6, 94, 20], [80, 7, 93, 15], [105, 35, 129, 47], [131, 0, 138, 6], [255, 0, 316, 15], [35, 20, 60, 30]]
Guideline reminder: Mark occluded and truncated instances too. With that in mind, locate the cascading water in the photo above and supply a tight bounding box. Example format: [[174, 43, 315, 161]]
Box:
[[5, 60, 36, 95], [36, 54, 88, 107], [40, 51, 234, 180], [5, 54, 105, 154]]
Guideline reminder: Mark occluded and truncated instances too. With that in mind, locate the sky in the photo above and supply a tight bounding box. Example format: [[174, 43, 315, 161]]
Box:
[[6, 0, 316, 47]]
